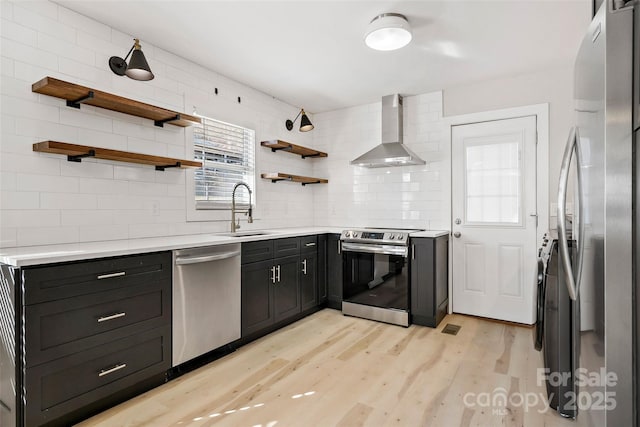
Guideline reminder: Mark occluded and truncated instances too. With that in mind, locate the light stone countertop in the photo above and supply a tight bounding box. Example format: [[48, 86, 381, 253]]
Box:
[[0, 227, 449, 267]]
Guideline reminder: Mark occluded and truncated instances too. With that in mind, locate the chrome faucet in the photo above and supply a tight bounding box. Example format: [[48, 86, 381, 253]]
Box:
[[231, 182, 253, 232]]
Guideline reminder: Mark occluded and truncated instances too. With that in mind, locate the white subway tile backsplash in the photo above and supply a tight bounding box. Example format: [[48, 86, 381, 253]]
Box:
[[61, 160, 113, 179], [60, 108, 113, 132], [58, 7, 110, 40], [2, 152, 61, 175], [1, 18, 38, 46], [1, 56, 14, 77], [15, 116, 78, 141], [17, 225, 79, 246], [17, 173, 79, 193], [78, 178, 128, 194], [40, 193, 97, 209], [128, 223, 169, 239], [78, 224, 129, 243], [0, 227, 18, 247], [1, 38, 58, 71], [113, 165, 156, 183], [1, 191, 39, 209], [0, 209, 60, 227], [61, 210, 114, 226]]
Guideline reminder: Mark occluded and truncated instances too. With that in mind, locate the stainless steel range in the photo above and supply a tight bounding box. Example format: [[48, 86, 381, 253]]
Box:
[[340, 228, 420, 327]]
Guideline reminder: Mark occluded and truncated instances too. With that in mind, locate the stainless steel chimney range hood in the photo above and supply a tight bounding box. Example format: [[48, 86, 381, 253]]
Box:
[[350, 94, 425, 168]]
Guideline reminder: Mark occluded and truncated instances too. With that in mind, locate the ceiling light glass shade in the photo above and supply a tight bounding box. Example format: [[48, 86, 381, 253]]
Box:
[[299, 111, 314, 132], [364, 13, 412, 51], [125, 48, 154, 81]]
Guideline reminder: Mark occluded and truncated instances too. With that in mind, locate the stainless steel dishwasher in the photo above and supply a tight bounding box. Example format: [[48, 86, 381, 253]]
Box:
[[172, 243, 241, 366]]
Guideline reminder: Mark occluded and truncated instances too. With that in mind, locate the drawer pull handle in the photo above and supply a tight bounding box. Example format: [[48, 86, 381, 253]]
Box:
[[97, 271, 126, 280], [305, 242, 316, 247], [98, 363, 127, 377], [97, 312, 126, 323]]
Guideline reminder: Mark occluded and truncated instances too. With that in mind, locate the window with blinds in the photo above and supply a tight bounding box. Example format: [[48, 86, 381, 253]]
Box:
[[193, 116, 255, 210]]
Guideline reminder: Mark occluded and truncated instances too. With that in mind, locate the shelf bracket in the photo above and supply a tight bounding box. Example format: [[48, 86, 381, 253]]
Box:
[[67, 149, 96, 162], [301, 180, 322, 186], [155, 161, 181, 171], [66, 91, 95, 109], [270, 144, 293, 153], [155, 114, 181, 128], [301, 153, 323, 159]]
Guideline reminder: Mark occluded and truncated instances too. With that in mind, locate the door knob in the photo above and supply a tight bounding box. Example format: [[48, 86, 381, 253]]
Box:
[[453, 232, 461, 238]]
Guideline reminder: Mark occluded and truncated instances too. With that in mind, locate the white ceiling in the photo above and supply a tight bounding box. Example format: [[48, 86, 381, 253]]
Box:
[[56, 0, 591, 113]]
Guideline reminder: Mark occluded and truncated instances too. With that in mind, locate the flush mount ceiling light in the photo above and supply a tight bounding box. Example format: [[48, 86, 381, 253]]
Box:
[[364, 13, 412, 51], [285, 109, 314, 132], [109, 38, 154, 81]]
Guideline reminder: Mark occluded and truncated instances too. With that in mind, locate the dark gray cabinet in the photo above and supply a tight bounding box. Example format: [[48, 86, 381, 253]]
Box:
[[241, 236, 323, 339], [410, 236, 449, 328], [273, 255, 301, 322], [300, 252, 318, 311], [15, 251, 172, 427], [317, 234, 328, 304], [327, 233, 343, 309]]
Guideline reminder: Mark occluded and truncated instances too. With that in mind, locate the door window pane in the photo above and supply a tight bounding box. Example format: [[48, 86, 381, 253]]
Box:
[[465, 139, 522, 224]]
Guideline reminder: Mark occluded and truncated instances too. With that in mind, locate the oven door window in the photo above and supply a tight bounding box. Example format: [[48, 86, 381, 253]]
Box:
[[343, 251, 408, 310]]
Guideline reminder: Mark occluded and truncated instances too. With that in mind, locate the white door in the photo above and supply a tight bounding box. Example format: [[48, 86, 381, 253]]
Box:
[[451, 116, 537, 324]]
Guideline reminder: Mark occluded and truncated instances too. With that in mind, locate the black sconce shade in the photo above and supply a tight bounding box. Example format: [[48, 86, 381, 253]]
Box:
[[109, 38, 154, 81], [286, 108, 314, 132]]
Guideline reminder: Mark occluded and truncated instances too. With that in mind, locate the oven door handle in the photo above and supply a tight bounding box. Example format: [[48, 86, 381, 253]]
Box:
[[341, 242, 408, 257]]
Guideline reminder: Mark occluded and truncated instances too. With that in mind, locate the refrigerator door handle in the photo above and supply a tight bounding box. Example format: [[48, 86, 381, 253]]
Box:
[[557, 126, 585, 301]]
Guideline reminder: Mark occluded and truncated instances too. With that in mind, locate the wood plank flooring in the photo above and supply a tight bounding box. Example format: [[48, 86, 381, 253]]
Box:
[[77, 309, 577, 427]]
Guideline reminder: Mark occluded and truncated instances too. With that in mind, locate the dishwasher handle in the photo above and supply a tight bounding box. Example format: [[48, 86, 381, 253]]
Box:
[[175, 250, 240, 265]]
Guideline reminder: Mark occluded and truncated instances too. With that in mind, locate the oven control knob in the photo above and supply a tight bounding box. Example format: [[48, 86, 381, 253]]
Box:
[[389, 234, 395, 240], [345, 231, 351, 238], [398, 234, 405, 240], [353, 232, 359, 238]]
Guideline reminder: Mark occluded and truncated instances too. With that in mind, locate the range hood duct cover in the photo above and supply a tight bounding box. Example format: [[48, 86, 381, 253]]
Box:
[[350, 94, 425, 168]]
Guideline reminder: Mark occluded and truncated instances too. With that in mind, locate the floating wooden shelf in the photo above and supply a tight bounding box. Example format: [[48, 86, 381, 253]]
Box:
[[32, 76, 201, 128], [260, 140, 327, 159], [33, 141, 202, 171], [261, 173, 328, 186]]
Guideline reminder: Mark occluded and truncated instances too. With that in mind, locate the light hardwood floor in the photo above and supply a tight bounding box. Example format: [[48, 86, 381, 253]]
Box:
[[77, 309, 576, 427]]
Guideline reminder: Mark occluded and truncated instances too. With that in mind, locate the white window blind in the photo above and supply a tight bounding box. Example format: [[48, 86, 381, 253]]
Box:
[[194, 116, 255, 210]]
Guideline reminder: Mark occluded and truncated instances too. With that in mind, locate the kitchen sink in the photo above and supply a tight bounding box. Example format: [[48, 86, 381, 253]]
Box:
[[218, 231, 273, 237]]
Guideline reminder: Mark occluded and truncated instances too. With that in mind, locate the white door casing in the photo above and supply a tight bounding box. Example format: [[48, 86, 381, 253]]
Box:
[[451, 116, 538, 324]]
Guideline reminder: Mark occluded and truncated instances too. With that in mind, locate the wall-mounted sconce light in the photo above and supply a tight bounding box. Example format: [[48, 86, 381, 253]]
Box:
[[285, 109, 314, 132], [109, 38, 154, 81]]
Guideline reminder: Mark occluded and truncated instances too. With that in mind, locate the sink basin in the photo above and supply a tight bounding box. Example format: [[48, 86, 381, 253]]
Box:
[[218, 231, 272, 237]]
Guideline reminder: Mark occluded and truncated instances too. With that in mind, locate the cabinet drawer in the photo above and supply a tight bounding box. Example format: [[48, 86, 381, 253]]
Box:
[[242, 240, 274, 264], [300, 235, 318, 254], [25, 280, 171, 367], [274, 237, 300, 257], [25, 326, 170, 427], [22, 251, 171, 305]]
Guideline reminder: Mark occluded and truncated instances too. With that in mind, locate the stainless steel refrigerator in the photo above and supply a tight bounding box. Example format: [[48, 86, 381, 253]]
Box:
[[555, 0, 637, 425]]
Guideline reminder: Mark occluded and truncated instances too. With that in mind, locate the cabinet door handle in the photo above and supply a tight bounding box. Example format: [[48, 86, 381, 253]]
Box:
[[302, 259, 307, 275], [98, 363, 127, 377], [97, 312, 126, 323], [305, 242, 316, 247], [276, 265, 281, 282], [97, 271, 126, 280], [412, 244, 415, 260], [337, 240, 341, 255], [270, 266, 276, 284]]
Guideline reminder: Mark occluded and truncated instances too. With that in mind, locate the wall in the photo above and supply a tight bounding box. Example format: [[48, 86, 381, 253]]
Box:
[[312, 92, 447, 230], [0, 0, 317, 248], [443, 65, 576, 213]]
